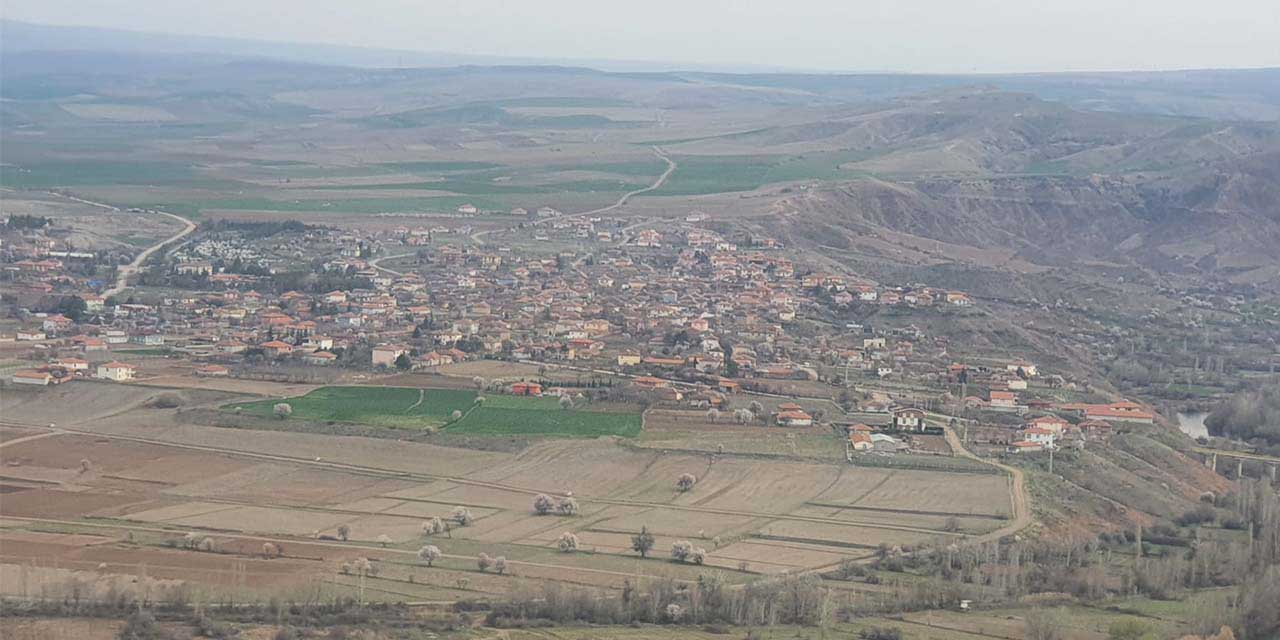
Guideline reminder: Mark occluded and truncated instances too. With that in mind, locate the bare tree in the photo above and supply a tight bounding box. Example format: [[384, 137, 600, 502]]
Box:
[[337, 524, 350, 541], [418, 545, 441, 566], [423, 517, 446, 536], [494, 556, 508, 575], [1024, 608, 1067, 640], [376, 534, 392, 547], [273, 403, 292, 419], [749, 400, 764, 420], [477, 552, 492, 572], [558, 532, 580, 553], [706, 408, 721, 422], [677, 473, 697, 492]]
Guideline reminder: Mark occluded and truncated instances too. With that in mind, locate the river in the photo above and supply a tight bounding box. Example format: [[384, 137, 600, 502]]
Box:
[[1176, 411, 1210, 439]]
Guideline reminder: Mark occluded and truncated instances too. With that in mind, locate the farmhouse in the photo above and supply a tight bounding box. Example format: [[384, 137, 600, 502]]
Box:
[[776, 409, 814, 427], [97, 361, 136, 381]]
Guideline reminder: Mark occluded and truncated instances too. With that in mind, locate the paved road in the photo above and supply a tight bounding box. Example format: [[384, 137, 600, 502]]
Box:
[[59, 194, 198, 298], [471, 146, 676, 247]]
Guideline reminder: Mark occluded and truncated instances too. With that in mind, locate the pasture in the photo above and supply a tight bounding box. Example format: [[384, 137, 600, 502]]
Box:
[[227, 385, 643, 437]]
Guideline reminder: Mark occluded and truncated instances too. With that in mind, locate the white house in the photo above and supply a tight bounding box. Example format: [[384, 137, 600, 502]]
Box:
[[97, 362, 136, 382]]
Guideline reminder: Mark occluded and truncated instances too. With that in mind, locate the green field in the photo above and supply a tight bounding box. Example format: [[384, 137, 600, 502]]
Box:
[[228, 385, 642, 437]]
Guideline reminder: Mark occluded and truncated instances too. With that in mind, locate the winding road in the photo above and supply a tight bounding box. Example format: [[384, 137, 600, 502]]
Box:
[[470, 146, 676, 247], [57, 193, 198, 298]]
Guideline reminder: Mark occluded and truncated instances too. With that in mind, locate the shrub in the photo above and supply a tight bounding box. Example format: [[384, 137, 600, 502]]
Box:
[[859, 627, 903, 640]]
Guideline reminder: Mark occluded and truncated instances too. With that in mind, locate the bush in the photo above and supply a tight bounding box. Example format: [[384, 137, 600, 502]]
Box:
[[859, 627, 903, 640], [1175, 504, 1218, 527]]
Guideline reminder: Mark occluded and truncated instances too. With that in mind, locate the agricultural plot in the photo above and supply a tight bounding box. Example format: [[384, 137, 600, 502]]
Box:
[[227, 385, 643, 437]]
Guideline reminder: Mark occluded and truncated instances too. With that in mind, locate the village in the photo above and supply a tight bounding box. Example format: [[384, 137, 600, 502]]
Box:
[[1, 205, 1157, 459]]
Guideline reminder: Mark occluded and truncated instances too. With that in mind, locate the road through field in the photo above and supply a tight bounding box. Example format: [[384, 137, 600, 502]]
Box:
[[56, 193, 199, 298], [471, 146, 676, 246], [943, 425, 1031, 545]]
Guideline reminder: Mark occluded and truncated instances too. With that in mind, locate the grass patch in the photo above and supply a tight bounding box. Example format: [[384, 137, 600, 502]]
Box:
[[226, 385, 642, 437]]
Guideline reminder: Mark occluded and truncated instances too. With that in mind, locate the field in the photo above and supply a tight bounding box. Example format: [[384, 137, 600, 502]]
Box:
[[0, 384, 1017, 607], [226, 385, 643, 437]]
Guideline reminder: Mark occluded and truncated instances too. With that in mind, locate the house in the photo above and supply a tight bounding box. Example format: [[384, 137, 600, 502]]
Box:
[[260, 340, 294, 357], [302, 351, 338, 366], [511, 381, 543, 396], [1025, 415, 1069, 435], [17, 328, 46, 341], [1019, 427, 1056, 448], [97, 361, 137, 382], [372, 344, 409, 368], [51, 357, 89, 372], [989, 391, 1017, 410], [617, 352, 642, 367], [1078, 420, 1114, 440], [892, 408, 926, 432], [418, 351, 452, 367], [12, 369, 54, 386], [195, 364, 230, 377], [776, 409, 814, 427], [849, 431, 874, 451]]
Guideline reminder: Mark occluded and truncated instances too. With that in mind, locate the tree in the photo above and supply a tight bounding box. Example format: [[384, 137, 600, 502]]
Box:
[[706, 408, 721, 422], [273, 403, 292, 419], [677, 473, 697, 492], [1024, 608, 1068, 640], [450, 409, 463, 421], [749, 400, 764, 419], [423, 518, 441, 536], [493, 556, 508, 575], [451, 506, 473, 526], [262, 542, 280, 559], [394, 352, 412, 370], [632, 526, 655, 558], [558, 532, 580, 553], [477, 552, 492, 572], [533, 493, 555, 515], [734, 408, 753, 424], [472, 376, 487, 390], [376, 534, 392, 547], [337, 524, 350, 541], [418, 545, 441, 566], [672, 540, 693, 562], [557, 496, 579, 516], [559, 395, 574, 410]]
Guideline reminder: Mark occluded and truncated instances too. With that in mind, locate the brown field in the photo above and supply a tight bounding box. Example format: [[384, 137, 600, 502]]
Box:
[[0, 384, 1015, 603]]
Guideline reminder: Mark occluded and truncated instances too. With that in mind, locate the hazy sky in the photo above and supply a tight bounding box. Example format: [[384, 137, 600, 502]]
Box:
[[6, 0, 1280, 73]]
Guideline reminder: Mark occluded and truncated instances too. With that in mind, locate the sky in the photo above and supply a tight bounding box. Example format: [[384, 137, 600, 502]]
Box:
[[5, 0, 1280, 73]]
